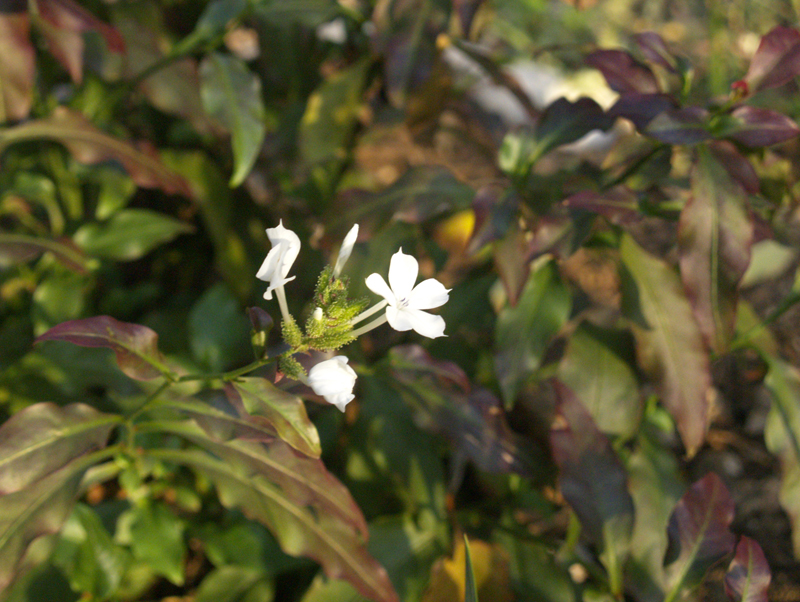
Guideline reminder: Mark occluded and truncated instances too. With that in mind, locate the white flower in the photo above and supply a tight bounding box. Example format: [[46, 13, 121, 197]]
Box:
[[256, 221, 300, 300], [365, 248, 450, 338], [333, 224, 359, 277], [307, 356, 357, 412]]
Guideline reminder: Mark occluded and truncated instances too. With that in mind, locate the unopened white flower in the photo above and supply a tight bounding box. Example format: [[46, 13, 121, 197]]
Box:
[[256, 221, 300, 300], [365, 248, 450, 338], [333, 224, 359, 277], [307, 356, 357, 412], [312, 307, 323, 321]]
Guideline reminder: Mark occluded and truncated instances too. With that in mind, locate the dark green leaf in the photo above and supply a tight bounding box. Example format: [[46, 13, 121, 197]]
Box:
[[678, 148, 753, 353], [200, 52, 266, 187], [253, 0, 340, 27], [620, 234, 712, 456], [73, 208, 193, 261], [495, 259, 571, 405], [0, 402, 119, 495], [463, 536, 479, 602], [0, 233, 92, 274], [116, 502, 186, 585], [188, 283, 252, 372]]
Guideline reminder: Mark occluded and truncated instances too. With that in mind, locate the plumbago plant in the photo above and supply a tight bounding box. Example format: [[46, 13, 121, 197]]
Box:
[[3, 0, 800, 601]]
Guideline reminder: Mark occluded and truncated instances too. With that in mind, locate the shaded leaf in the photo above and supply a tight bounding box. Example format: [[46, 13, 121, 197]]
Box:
[[163, 394, 279, 443], [495, 259, 571, 405], [620, 234, 711, 456], [0, 233, 92, 274], [36, 0, 125, 83], [664, 473, 736, 598], [248, 307, 274, 360], [36, 315, 170, 380], [493, 221, 531, 307], [147, 430, 397, 602], [463, 536, 479, 602], [744, 26, 800, 93], [0, 452, 106, 594], [563, 186, 641, 226], [227, 378, 321, 458], [634, 32, 678, 72], [0, 11, 34, 122], [646, 107, 711, 145], [389, 345, 543, 480], [0, 107, 193, 197], [73, 208, 193, 261], [608, 93, 677, 131], [200, 52, 266, 187], [495, 531, 577, 602], [717, 106, 800, 148], [585, 49, 660, 94], [724, 537, 771, 602], [467, 186, 518, 254], [557, 323, 640, 438], [188, 283, 251, 373], [550, 381, 634, 594], [678, 148, 753, 353], [116, 502, 186, 585], [708, 141, 760, 195], [453, 0, 484, 37], [0, 402, 119, 495]]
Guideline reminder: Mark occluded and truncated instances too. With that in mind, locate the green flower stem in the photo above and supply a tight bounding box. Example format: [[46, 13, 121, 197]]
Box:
[[349, 300, 388, 325], [350, 313, 388, 338], [276, 285, 292, 325]]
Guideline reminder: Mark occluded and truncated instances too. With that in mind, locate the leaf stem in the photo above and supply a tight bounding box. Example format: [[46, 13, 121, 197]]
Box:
[[350, 314, 388, 338], [349, 300, 388, 325]]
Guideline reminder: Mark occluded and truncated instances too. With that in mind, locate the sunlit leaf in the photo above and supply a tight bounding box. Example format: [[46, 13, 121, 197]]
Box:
[[678, 148, 753, 353], [0, 10, 34, 122], [36, 0, 125, 83], [227, 378, 321, 458], [620, 234, 712, 456], [36, 315, 170, 380], [73, 208, 193, 261], [194, 566, 272, 602], [550, 381, 634, 595], [0, 107, 193, 197], [717, 106, 800, 148], [585, 49, 659, 94], [724, 537, 771, 602], [495, 259, 571, 405], [200, 52, 266, 187], [0, 402, 119, 495], [743, 26, 800, 93], [663, 473, 736, 598]]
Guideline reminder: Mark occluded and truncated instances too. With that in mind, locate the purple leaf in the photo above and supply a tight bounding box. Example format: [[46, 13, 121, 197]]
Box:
[[646, 107, 711, 145], [709, 141, 760, 195], [725, 536, 771, 602], [586, 49, 660, 94], [664, 473, 737, 597], [744, 26, 800, 93], [0, 10, 34, 122], [620, 234, 712, 456], [563, 186, 641, 225], [36, 315, 169, 381], [467, 185, 518, 254], [453, 0, 484, 36], [226, 378, 321, 458], [720, 106, 800, 148], [164, 394, 280, 443], [678, 149, 753, 353], [608, 93, 678, 131], [535, 96, 613, 157], [550, 381, 634, 590], [634, 32, 678, 72], [0, 233, 92, 273], [0, 403, 118, 495]]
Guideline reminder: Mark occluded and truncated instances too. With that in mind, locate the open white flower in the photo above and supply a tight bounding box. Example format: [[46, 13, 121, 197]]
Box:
[[364, 248, 450, 338], [307, 356, 357, 412], [333, 224, 359, 277], [256, 221, 300, 300]]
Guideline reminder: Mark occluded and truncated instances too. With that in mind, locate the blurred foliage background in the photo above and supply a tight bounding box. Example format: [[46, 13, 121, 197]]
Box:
[[3, 0, 800, 601]]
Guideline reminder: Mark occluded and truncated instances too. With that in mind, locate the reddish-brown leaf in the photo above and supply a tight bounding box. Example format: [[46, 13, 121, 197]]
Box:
[[0, 11, 35, 122], [563, 186, 641, 225], [744, 26, 800, 93], [0, 233, 92, 274], [608, 93, 677, 131], [725, 536, 771, 602], [0, 107, 193, 198], [678, 149, 753, 353], [36, 315, 169, 381], [708, 141, 760, 195], [721, 106, 800, 148], [634, 32, 678, 72], [586, 49, 660, 95], [646, 106, 711, 145]]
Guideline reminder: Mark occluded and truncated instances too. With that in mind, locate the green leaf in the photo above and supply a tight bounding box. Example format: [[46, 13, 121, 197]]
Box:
[[678, 148, 753, 353], [254, 0, 340, 28], [116, 501, 186, 585], [463, 536, 479, 602], [557, 322, 640, 439], [299, 58, 370, 166], [0, 402, 119, 495], [194, 566, 273, 602], [620, 233, 712, 457], [200, 52, 266, 187], [227, 378, 321, 458], [494, 532, 577, 602], [73, 208, 193, 261], [51, 503, 129, 598], [494, 259, 571, 405], [188, 283, 252, 373]]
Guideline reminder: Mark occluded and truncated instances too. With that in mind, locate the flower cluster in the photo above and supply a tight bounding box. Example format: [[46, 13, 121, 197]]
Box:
[[256, 222, 450, 411]]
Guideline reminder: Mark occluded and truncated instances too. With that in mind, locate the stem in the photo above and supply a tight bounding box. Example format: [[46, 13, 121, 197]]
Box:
[[733, 290, 800, 349], [349, 300, 388, 325], [276, 285, 291, 325], [128, 380, 172, 422], [350, 314, 388, 338]]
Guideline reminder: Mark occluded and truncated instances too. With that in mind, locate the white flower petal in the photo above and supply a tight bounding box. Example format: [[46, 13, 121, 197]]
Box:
[[402, 308, 447, 338], [388, 249, 419, 301], [257, 221, 301, 296], [407, 278, 450, 310], [333, 224, 359, 277], [385, 305, 415, 332], [365, 273, 396, 304], [307, 356, 357, 412]]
